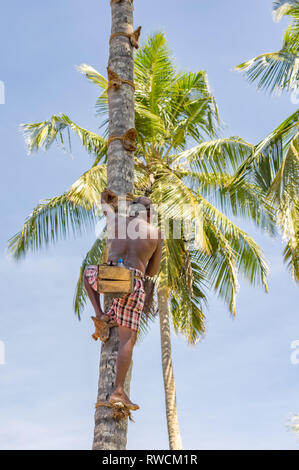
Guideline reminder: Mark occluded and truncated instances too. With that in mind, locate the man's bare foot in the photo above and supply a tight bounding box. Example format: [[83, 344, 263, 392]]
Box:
[[96, 312, 109, 322], [109, 391, 139, 410], [91, 316, 110, 343]]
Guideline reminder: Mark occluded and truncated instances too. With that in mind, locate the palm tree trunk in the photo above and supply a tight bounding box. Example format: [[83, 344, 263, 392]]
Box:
[[158, 287, 183, 450], [92, 0, 135, 450]]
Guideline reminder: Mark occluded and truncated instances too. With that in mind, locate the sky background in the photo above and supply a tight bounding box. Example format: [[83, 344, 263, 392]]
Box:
[[0, 0, 298, 450]]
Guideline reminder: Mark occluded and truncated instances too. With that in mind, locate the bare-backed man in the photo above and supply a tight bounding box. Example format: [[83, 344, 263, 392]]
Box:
[[84, 190, 162, 409]]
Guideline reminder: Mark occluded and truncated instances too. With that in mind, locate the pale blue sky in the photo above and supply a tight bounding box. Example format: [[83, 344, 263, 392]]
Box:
[[0, 0, 298, 450]]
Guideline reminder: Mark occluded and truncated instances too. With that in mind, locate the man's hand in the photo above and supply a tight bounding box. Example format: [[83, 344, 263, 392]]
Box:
[[101, 188, 118, 206], [101, 189, 118, 241]]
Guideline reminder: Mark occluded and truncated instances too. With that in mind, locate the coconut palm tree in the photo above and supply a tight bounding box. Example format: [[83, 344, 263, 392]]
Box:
[[11, 0, 136, 451], [235, 0, 299, 282], [236, 0, 299, 444], [236, 0, 299, 96], [91, 0, 137, 450], [9, 33, 272, 450]]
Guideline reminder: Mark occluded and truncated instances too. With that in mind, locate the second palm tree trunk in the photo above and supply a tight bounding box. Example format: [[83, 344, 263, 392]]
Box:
[[158, 287, 183, 450], [92, 0, 135, 450]]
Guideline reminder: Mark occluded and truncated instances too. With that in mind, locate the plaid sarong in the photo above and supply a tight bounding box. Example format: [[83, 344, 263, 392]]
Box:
[[84, 265, 145, 332]]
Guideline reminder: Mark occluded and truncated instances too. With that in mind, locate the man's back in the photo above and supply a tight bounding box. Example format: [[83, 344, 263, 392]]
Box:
[[108, 215, 161, 275], [85, 192, 162, 411]]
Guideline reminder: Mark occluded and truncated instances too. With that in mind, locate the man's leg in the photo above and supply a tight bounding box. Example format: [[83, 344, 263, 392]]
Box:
[[109, 325, 139, 409], [84, 275, 108, 321]]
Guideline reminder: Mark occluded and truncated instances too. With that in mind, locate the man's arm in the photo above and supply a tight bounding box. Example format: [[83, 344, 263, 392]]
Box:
[[145, 232, 163, 277], [101, 189, 118, 215]]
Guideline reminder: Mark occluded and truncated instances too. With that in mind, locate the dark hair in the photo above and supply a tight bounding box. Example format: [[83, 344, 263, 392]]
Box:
[[131, 196, 152, 206], [130, 197, 153, 216]]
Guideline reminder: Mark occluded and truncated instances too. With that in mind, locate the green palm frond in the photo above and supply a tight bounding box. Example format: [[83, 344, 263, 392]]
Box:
[[170, 247, 207, 344], [77, 64, 109, 134], [173, 137, 255, 175], [283, 18, 299, 52], [191, 171, 276, 234], [135, 32, 219, 152], [148, 165, 268, 315], [266, 133, 299, 204], [68, 164, 107, 207], [150, 157, 275, 238], [152, 167, 212, 253], [135, 32, 175, 116], [150, 163, 270, 285], [77, 64, 108, 90], [161, 71, 219, 154], [235, 1, 299, 284], [135, 103, 167, 148], [235, 115, 299, 282], [235, 51, 299, 95], [8, 195, 96, 261], [134, 32, 176, 146], [157, 228, 207, 343], [95, 94, 109, 133], [236, 1, 299, 94], [273, 1, 299, 22], [21, 114, 107, 164], [8, 165, 107, 260], [235, 110, 299, 184], [200, 196, 269, 313], [197, 246, 239, 316], [282, 206, 299, 281]]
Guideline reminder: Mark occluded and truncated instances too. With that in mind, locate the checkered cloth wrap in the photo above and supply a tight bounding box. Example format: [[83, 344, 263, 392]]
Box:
[[84, 265, 145, 332]]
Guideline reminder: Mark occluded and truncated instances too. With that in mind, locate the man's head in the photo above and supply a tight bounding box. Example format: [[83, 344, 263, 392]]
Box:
[[129, 196, 153, 220]]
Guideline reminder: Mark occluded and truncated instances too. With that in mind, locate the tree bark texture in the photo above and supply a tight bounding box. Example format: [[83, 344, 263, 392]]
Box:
[[92, 0, 136, 450]]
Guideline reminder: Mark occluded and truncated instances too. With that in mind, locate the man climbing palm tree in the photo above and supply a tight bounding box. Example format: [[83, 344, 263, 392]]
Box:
[[84, 189, 162, 411]]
